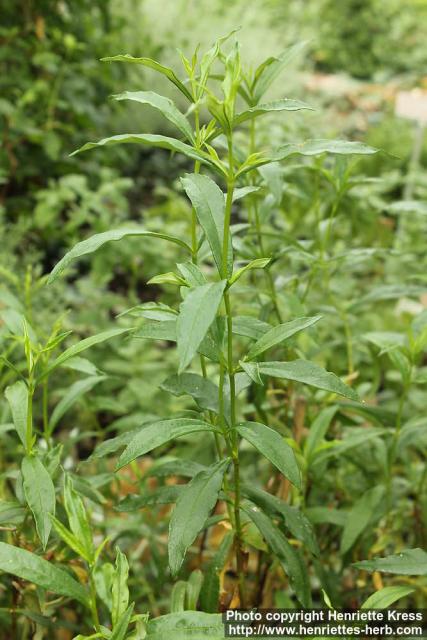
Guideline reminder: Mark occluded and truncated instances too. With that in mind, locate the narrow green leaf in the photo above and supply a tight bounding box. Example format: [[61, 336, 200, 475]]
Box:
[[253, 42, 308, 102], [354, 549, 427, 575], [116, 419, 217, 470], [51, 515, 90, 561], [49, 376, 106, 432], [134, 320, 177, 342], [102, 54, 194, 102], [237, 422, 301, 489], [304, 405, 338, 461], [48, 227, 191, 283], [70, 134, 221, 173], [41, 328, 130, 380], [305, 507, 347, 527], [64, 476, 94, 563], [186, 569, 204, 610], [22, 455, 56, 549], [110, 603, 134, 640], [229, 258, 271, 285], [234, 99, 314, 125], [116, 486, 183, 511], [361, 586, 415, 609], [276, 139, 379, 160], [160, 372, 223, 416], [199, 532, 233, 613], [113, 91, 194, 142], [0, 500, 26, 526], [89, 429, 138, 461], [5, 380, 28, 447], [62, 357, 100, 376], [341, 485, 385, 554], [168, 459, 230, 576], [243, 501, 311, 607], [240, 360, 264, 385], [177, 281, 226, 373], [232, 186, 261, 202], [242, 360, 359, 401], [181, 174, 232, 276], [242, 485, 319, 556], [246, 316, 321, 360], [171, 581, 187, 613], [0, 541, 87, 603], [112, 547, 129, 627]]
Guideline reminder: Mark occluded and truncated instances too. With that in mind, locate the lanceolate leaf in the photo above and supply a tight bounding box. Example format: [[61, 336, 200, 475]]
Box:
[[64, 476, 94, 563], [234, 99, 314, 125], [22, 455, 56, 550], [340, 485, 385, 554], [48, 228, 191, 283], [241, 360, 359, 401], [246, 316, 321, 360], [353, 548, 427, 575], [229, 258, 271, 285], [40, 328, 130, 380], [117, 486, 183, 511], [237, 422, 301, 489], [276, 139, 379, 160], [110, 603, 134, 640], [0, 542, 87, 603], [113, 91, 194, 142], [199, 532, 234, 613], [70, 134, 222, 173], [177, 281, 226, 372], [5, 380, 28, 447], [168, 459, 230, 576], [101, 54, 194, 102], [243, 501, 311, 607], [181, 173, 232, 276], [242, 485, 319, 556], [160, 372, 227, 418], [361, 586, 415, 609], [112, 548, 129, 626], [116, 419, 217, 470], [252, 42, 308, 103], [304, 405, 338, 461]]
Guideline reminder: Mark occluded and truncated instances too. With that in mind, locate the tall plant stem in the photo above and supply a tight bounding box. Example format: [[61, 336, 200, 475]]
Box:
[[221, 146, 246, 605], [26, 380, 34, 454]]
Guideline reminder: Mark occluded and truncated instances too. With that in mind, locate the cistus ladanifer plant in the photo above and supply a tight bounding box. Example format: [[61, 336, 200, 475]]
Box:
[[1, 34, 427, 639]]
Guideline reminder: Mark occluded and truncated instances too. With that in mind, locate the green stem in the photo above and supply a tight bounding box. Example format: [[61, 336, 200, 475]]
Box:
[[221, 145, 246, 605], [26, 382, 34, 454], [89, 570, 101, 632]]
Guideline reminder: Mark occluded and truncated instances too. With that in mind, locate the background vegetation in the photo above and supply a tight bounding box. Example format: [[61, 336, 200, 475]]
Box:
[[1, 0, 426, 638]]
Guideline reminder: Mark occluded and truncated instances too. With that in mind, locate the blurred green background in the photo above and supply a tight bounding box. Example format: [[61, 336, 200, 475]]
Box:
[[1, 0, 427, 422]]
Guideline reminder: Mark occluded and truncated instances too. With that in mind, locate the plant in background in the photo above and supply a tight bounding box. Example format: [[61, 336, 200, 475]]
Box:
[[1, 34, 426, 639]]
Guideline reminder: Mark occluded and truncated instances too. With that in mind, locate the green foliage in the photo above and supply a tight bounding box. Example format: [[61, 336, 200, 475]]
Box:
[[1, 15, 426, 638]]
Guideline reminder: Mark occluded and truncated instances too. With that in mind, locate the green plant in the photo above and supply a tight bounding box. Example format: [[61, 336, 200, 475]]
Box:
[[1, 34, 426, 639]]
